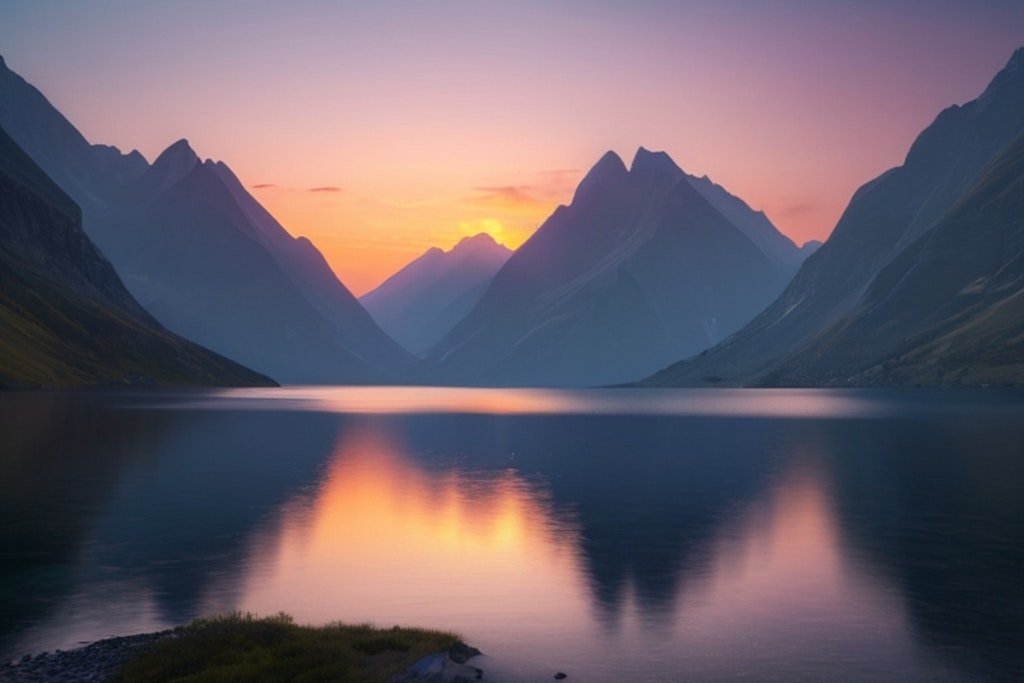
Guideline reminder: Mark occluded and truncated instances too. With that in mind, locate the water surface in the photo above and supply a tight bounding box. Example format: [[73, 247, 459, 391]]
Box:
[[1, 388, 1021, 681]]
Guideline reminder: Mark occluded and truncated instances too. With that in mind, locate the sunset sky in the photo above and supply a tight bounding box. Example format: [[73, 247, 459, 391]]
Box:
[[2, 1, 1022, 295]]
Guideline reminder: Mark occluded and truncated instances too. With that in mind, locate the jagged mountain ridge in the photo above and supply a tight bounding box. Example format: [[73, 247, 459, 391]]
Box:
[[642, 47, 1024, 387], [0, 124, 273, 388], [0, 55, 413, 384], [0, 55, 148, 206], [91, 142, 414, 383], [416, 147, 803, 386], [360, 233, 512, 356], [639, 150, 805, 267]]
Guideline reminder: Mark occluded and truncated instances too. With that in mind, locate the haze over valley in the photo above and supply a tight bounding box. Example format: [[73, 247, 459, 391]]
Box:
[[2, 4, 1023, 681], [2, 45, 1023, 388]]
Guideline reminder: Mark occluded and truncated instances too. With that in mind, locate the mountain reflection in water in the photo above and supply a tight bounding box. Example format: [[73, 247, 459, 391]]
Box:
[[0, 388, 1020, 681]]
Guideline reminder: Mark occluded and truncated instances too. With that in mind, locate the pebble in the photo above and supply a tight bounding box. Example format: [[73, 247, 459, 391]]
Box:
[[0, 632, 174, 682]]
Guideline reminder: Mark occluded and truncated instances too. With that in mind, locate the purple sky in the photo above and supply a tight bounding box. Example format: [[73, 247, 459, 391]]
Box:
[[1, 1, 1021, 293]]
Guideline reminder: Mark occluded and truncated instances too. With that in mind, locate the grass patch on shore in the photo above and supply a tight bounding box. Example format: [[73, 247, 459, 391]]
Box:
[[110, 612, 461, 683]]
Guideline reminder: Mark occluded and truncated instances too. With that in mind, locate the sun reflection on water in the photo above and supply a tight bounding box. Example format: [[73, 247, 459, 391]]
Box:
[[205, 385, 901, 418], [203, 418, 935, 681], [228, 420, 587, 638], [5, 388, 1011, 680]]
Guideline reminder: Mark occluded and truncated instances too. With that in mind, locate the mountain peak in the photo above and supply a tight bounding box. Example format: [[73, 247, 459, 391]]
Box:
[[453, 232, 502, 251], [153, 138, 199, 169], [975, 46, 1024, 109], [572, 150, 628, 203], [994, 45, 1023, 80], [1009, 46, 1024, 70], [594, 149, 627, 171], [167, 138, 195, 153], [447, 233, 513, 263], [137, 138, 201, 196], [630, 147, 683, 177]]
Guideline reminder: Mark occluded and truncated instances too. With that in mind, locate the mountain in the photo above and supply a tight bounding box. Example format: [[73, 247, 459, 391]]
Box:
[[0, 55, 414, 385], [415, 147, 804, 386], [775, 131, 1024, 386], [799, 240, 822, 258], [685, 173, 806, 268], [88, 141, 415, 384], [642, 48, 1024, 387], [360, 233, 512, 356], [0, 57, 149, 207], [0, 124, 273, 388]]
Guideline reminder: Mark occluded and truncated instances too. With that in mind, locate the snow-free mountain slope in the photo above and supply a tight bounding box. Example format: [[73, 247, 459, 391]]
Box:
[[764, 130, 1024, 386], [685, 174, 804, 267], [0, 55, 414, 384], [0, 124, 272, 388], [92, 147, 414, 384], [418, 147, 800, 386], [208, 160, 413, 372], [361, 233, 512, 356], [0, 55, 146, 207], [642, 47, 1024, 387]]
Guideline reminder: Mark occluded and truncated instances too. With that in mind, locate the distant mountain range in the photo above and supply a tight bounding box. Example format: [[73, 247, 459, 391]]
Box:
[[642, 47, 1024, 387], [3, 46, 1021, 389], [415, 147, 806, 386], [360, 233, 512, 357], [0, 55, 413, 385], [0, 124, 272, 388]]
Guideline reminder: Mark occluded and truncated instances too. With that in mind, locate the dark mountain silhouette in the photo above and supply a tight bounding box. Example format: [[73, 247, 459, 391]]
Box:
[[0, 125, 272, 388], [416, 148, 803, 386], [0, 55, 413, 385], [642, 48, 1024, 387], [360, 233, 512, 356]]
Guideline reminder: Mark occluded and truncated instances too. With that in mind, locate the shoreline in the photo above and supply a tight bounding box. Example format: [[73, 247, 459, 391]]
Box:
[[1, 628, 483, 683], [0, 631, 178, 682]]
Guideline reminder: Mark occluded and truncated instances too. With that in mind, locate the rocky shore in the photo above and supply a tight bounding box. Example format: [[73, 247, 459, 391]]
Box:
[[1, 633, 482, 683], [0, 631, 177, 682]]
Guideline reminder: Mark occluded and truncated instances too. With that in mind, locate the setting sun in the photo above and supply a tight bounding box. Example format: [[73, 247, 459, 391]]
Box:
[[1, 3, 1022, 680]]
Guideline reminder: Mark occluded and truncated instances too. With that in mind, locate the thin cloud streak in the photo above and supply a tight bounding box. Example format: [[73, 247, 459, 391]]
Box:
[[776, 203, 818, 219], [467, 185, 548, 210]]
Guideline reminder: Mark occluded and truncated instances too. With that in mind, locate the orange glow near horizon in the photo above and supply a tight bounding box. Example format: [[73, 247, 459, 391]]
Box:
[[252, 170, 576, 296], [4, 4, 1019, 299], [248, 155, 841, 297], [246, 145, 853, 297]]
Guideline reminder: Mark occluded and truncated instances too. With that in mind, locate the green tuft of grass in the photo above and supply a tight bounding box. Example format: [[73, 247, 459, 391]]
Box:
[[110, 612, 462, 683]]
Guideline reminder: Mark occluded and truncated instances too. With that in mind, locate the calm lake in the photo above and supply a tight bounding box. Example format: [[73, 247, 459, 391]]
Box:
[[1, 387, 1021, 681]]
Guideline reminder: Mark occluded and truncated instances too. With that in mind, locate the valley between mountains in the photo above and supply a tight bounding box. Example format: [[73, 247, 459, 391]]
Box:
[[1, 49, 1022, 389]]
